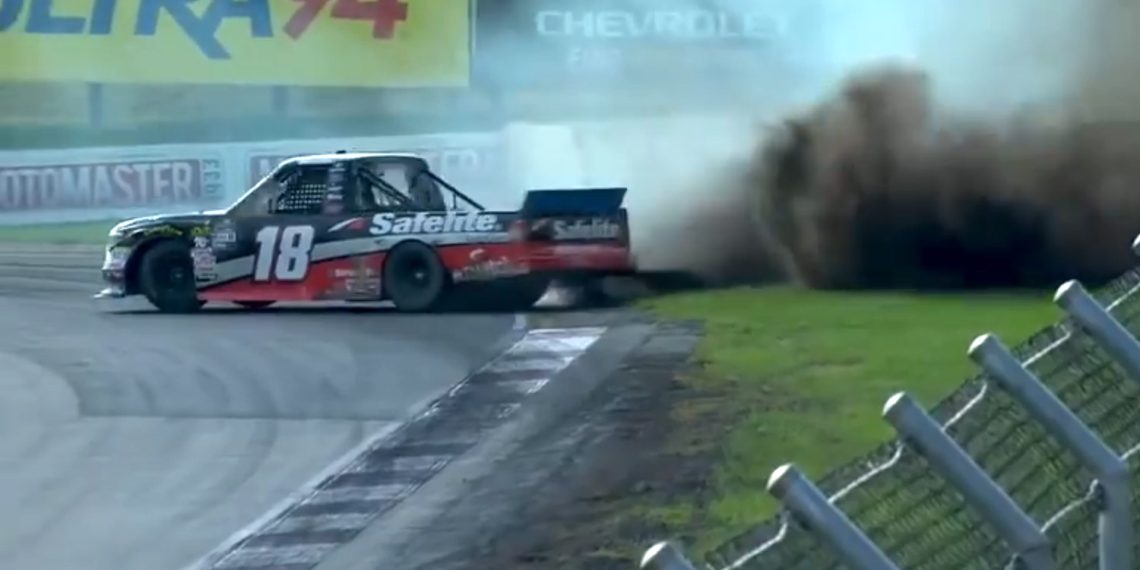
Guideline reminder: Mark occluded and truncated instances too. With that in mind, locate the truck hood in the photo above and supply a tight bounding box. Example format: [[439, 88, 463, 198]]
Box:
[[110, 211, 224, 235]]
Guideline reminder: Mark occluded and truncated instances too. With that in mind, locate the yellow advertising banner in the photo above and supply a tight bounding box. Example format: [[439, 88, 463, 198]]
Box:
[[0, 0, 469, 87]]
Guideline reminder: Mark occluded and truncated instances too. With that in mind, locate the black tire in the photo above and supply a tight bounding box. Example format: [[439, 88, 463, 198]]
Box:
[[235, 300, 275, 310], [383, 241, 448, 312], [138, 240, 206, 313]]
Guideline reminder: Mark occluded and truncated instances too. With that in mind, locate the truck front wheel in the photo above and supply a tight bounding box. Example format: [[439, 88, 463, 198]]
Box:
[[138, 240, 206, 313]]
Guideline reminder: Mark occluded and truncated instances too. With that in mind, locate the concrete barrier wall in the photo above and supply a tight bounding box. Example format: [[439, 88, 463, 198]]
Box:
[[0, 114, 757, 235], [0, 131, 508, 226]]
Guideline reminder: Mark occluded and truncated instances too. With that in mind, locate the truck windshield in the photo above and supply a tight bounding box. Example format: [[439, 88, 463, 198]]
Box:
[[224, 167, 291, 216]]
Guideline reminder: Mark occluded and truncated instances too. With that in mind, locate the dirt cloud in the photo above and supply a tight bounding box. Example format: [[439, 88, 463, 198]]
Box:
[[684, 0, 1140, 290]]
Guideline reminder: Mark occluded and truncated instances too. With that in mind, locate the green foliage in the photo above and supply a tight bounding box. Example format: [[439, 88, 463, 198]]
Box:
[[640, 286, 1057, 556]]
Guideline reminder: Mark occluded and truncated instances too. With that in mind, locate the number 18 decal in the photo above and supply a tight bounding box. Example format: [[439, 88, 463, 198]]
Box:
[[254, 225, 315, 282]]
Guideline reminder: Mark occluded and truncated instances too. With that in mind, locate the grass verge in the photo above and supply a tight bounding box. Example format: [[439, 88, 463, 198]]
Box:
[[636, 285, 1058, 558], [0, 220, 115, 244]]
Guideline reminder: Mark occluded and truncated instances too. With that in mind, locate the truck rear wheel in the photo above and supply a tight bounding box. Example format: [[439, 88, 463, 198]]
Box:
[[138, 240, 205, 313], [383, 241, 448, 312]]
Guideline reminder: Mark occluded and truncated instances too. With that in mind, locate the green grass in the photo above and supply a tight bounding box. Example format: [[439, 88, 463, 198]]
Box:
[[0, 220, 116, 244], [639, 285, 1059, 556]]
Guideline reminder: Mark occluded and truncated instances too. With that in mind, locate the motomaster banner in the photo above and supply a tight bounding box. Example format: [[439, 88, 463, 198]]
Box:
[[0, 130, 506, 225], [473, 0, 824, 86], [0, 150, 227, 216], [0, 0, 470, 87]]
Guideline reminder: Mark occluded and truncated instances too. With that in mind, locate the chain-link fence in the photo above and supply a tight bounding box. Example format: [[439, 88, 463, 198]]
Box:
[[645, 239, 1140, 570]]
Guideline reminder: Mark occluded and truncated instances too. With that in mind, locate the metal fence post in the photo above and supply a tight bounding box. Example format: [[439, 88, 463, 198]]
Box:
[[641, 541, 700, 570], [969, 333, 1131, 570], [766, 464, 900, 570], [883, 392, 1054, 570], [1042, 283, 1138, 570], [1055, 279, 1140, 385]]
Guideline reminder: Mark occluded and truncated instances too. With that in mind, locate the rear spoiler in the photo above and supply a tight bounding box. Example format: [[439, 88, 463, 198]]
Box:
[[520, 188, 627, 217]]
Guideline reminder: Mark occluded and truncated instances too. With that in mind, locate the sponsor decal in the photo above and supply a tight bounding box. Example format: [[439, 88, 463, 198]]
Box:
[[453, 248, 526, 282], [0, 0, 468, 87], [142, 225, 182, 238], [331, 258, 382, 297], [0, 157, 223, 212], [323, 159, 347, 214], [322, 195, 345, 215], [552, 218, 622, 240], [369, 211, 502, 236], [329, 217, 368, 233], [475, 0, 821, 86], [211, 218, 237, 249], [332, 267, 379, 279], [326, 161, 347, 194], [191, 235, 216, 280], [535, 9, 785, 42], [344, 277, 382, 295]]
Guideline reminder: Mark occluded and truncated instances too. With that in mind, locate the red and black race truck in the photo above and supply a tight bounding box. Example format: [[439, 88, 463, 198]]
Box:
[[95, 151, 639, 313]]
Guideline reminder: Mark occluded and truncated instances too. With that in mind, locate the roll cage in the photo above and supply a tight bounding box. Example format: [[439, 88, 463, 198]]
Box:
[[226, 154, 486, 216], [356, 165, 486, 212]]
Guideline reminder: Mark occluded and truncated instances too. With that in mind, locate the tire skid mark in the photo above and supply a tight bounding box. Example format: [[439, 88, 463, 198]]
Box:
[[184, 337, 242, 419], [206, 340, 271, 420], [0, 264, 99, 278], [200, 421, 281, 509], [0, 276, 92, 294], [0, 245, 519, 570], [274, 340, 356, 419], [188, 327, 607, 570], [128, 418, 196, 502], [0, 355, 76, 464], [0, 418, 117, 559], [311, 342, 357, 416], [100, 419, 195, 565], [166, 422, 276, 510]]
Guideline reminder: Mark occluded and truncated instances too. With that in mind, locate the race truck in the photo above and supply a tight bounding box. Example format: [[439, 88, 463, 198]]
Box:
[[95, 151, 636, 313]]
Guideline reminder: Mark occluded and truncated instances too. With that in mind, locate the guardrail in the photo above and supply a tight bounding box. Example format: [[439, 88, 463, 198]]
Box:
[[643, 233, 1140, 570]]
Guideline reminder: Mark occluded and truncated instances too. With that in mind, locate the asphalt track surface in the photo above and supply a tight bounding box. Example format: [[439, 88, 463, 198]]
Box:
[[0, 244, 521, 570]]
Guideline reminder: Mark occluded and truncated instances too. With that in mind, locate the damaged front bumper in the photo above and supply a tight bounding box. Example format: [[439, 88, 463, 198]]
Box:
[[93, 244, 145, 311]]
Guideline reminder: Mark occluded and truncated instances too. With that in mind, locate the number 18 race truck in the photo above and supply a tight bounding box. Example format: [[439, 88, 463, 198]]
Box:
[[95, 151, 639, 313]]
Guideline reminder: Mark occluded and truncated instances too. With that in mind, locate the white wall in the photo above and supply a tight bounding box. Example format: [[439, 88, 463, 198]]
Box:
[[0, 115, 756, 239]]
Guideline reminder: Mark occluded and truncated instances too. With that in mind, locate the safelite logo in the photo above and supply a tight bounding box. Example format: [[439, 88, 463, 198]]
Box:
[[369, 212, 501, 235], [552, 218, 621, 240]]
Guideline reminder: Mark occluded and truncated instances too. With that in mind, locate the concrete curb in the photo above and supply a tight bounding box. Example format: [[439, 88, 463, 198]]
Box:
[[313, 322, 657, 570], [181, 319, 531, 570]]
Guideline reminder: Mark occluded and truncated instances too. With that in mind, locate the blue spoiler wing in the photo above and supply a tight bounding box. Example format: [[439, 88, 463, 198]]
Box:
[[520, 188, 627, 217]]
